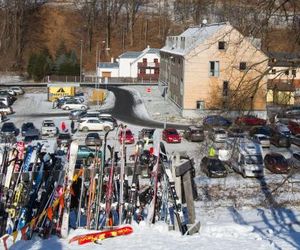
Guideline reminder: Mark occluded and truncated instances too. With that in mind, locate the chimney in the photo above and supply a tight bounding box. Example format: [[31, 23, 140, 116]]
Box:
[[111, 57, 114, 63]]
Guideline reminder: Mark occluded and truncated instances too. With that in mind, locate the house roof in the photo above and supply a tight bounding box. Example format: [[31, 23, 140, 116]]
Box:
[[98, 62, 119, 68], [130, 47, 160, 65], [119, 51, 142, 58], [267, 52, 300, 67], [160, 22, 227, 56]]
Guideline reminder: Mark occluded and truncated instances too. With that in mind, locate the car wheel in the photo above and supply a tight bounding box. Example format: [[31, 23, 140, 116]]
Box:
[[82, 127, 89, 132], [242, 170, 246, 178], [65, 106, 70, 110], [104, 126, 111, 131], [81, 106, 86, 110]]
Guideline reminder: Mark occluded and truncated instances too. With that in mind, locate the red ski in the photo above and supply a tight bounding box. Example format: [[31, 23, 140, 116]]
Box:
[[69, 226, 133, 245]]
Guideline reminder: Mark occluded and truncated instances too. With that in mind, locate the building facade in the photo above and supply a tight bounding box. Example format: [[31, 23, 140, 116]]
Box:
[[97, 46, 160, 81], [159, 22, 268, 118]]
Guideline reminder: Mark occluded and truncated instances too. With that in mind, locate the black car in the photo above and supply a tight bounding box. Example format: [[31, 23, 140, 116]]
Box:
[[183, 126, 204, 142], [57, 133, 72, 147], [21, 122, 36, 136], [249, 126, 271, 137], [203, 115, 231, 129], [69, 109, 87, 120], [1, 122, 19, 136], [200, 156, 227, 178], [138, 128, 155, 144], [268, 124, 291, 148]]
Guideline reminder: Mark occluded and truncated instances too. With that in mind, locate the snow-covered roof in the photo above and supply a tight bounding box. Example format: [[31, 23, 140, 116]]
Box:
[[160, 22, 227, 56], [119, 51, 142, 58], [99, 62, 119, 68]]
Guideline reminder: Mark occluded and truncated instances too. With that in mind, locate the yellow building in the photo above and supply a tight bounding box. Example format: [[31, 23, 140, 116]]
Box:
[[159, 22, 268, 118]]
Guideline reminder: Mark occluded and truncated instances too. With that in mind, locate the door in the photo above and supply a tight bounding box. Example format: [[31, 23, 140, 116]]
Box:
[[102, 71, 111, 78]]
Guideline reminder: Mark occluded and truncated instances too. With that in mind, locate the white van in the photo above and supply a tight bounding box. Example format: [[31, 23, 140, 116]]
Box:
[[226, 138, 264, 178]]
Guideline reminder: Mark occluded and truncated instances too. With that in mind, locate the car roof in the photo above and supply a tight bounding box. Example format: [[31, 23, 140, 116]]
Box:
[[43, 120, 54, 123]]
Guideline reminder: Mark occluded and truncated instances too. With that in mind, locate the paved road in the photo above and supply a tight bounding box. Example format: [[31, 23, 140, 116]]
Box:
[[107, 86, 190, 129]]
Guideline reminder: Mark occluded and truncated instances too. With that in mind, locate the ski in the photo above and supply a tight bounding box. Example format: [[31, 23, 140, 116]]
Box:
[[60, 141, 79, 238], [69, 225, 133, 245]]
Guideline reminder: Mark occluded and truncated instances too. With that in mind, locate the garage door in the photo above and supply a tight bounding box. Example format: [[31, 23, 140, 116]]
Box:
[[102, 72, 111, 78]]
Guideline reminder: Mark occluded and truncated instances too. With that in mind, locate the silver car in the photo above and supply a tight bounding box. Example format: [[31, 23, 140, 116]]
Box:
[[252, 134, 270, 148], [210, 128, 227, 142]]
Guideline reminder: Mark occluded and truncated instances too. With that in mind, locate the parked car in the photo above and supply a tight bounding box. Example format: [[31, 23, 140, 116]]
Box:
[[264, 153, 290, 174], [162, 128, 181, 143], [0, 91, 16, 103], [77, 145, 102, 166], [268, 123, 291, 148], [99, 114, 118, 127], [10, 86, 24, 95], [0, 96, 11, 107], [56, 96, 84, 108], [249, 125, 271, 137], [78, 118, 113, 132], [61, 99, 88, 110], [0, 102, 13, 115], [183, 126, 204, 142], [4, 89, 17, 96], [291, 134, 300, 146], [1, 122, 19, 136], [21, 122, 36, 136], [210, 128, 227, 142], [203, 115, 231, 128], [235, 115, 266, 126], [252, 134, 270, 148], [41, 120, 58, 137], [69, 109, 87, 120], [119, 129, 135, 144], [227, 126, 247, 138], [200, 156, 227, 178], [288, 120, 300, 135], [138, 128, 155, 143], [24, 129, 40, 143], [57, 133, 72, 147], [85, 132, 102, 146]]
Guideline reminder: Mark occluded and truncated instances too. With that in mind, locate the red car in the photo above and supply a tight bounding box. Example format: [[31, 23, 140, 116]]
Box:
[[264, 153, 290, 174], [118, 129, 135, 144], [288, 120, 300, 135], [235, 115, 266, 126], [162, 128, 181, 143]]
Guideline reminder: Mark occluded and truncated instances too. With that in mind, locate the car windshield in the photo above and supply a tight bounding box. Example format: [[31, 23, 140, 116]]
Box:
[[244, 155, 263, 164], [24, 135, 39, 142], [58, 134, 71, 139], [191, 129, 203, 134], [87, 133, 99, 138], [22, 123, 34, 130], [167, 130, 178, 135], [126, 130, 133, 135], [273, 155, 286, 164], [2, 123, 14, 131], [215, 130, 226, 134], [209, 159, 224, 169], [43, 122, 55, 127]]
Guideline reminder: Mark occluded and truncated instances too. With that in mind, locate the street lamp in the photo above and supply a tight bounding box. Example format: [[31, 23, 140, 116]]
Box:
[[80, 40, 83, 83]]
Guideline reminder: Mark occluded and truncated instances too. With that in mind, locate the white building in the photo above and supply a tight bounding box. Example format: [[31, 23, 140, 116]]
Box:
[[97, 46, 160, 80]]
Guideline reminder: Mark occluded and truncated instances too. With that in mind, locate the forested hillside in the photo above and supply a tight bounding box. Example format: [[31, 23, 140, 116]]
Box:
[[0, 0, 299, 73]]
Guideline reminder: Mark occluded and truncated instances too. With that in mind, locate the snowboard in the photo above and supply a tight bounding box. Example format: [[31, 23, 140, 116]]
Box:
[[69, 225, 133, 245]]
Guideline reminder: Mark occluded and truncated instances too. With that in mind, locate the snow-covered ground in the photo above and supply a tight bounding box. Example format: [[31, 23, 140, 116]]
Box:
[[2, 86, 300, 250]]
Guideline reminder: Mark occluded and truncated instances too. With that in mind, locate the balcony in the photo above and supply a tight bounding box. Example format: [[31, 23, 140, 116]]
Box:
[[137, 73, 159, 81], [138, 62, 160, 68]]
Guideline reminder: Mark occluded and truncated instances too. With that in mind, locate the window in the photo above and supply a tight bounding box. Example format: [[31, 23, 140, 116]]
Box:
[[209, 61, 220, 77], [292, 69, 296, 77], [142, 58, 147, 64], [271, 69, 276, 74], [285, 70, 289, 75], [218, 41, 226, 50], [196, 101, 205, 110], [154, 58, 158, 63], [223, 81, 229, 96], [239, 62, 247, 71], [154, 68, 159, 74], [140, 68, 146, 74]]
